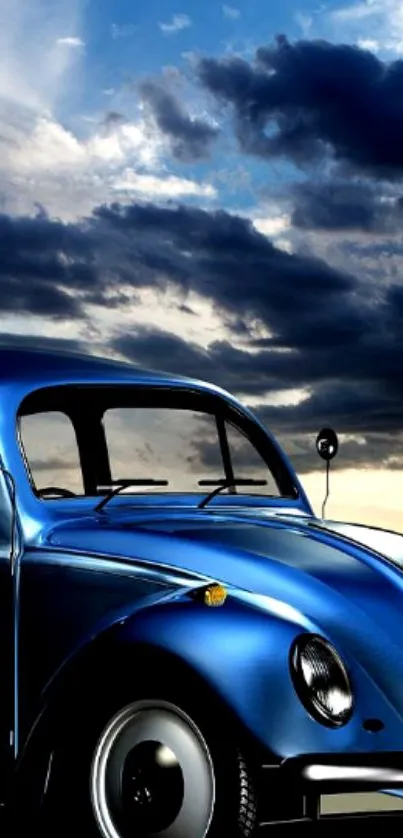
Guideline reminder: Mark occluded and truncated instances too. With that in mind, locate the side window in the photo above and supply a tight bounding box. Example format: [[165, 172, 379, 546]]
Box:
[[19, 411, 84, 494], [225, 421, 280, 496]]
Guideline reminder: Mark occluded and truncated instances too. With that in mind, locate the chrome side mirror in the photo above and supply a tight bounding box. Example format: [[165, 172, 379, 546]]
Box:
[[316, 428, 338, 462], [316, 428, 338, 518]]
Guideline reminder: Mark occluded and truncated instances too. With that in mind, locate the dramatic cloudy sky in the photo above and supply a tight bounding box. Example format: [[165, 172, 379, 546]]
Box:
[[3, 0, 403, 528]]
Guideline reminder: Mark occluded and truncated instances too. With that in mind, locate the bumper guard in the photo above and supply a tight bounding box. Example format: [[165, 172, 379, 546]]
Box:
[[257, 751, 403, 829]]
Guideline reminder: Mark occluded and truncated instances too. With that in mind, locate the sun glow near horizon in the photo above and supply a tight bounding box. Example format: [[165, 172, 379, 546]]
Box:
[[301, 468, 403, 533]]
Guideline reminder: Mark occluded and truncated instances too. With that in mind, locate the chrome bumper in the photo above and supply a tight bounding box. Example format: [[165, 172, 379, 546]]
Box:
[[257, 751, 403, 828], [282, 750, 403, 793]]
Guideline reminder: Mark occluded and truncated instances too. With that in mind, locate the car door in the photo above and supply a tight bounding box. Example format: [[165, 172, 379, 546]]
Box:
[[0, 467, 14, 797]]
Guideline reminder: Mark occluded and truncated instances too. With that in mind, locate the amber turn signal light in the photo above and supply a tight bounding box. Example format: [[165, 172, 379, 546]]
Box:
[[190, 583, 228, 607], [204, 584, 227, 607]]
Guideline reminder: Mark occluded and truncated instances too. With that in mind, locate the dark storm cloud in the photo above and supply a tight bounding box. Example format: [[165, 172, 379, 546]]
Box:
[[0, 212, 95, 319], [0, 332, 88, 354], [254, 382, 403, 436], [387, 284, 403, 316], [111, 323, 403, 432], [111, 327, 276, 393], [198, 36, 403, 178], [344, 240, 403, 260], [93, 201, 357, 336], [0, 275, 80, 319], [139, 81, 219, 161], [1, 199, 393, 388], [291, 180, 403, 232], [192, 426, 403, 477], [0, 201, 358, 329], [111, 327, 288, 401], [112, 327, 215, 381], [3, 195, 403, 468], [0, 210, 138, 318], [278, 431, 403, 475], [113, 323, 403, 477], [6, 35, 403, 478]]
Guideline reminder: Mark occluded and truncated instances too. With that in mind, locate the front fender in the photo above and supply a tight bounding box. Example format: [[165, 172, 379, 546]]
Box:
[[116, 593, 302, 755], [23, 586, 403, 809], [112, 590, 403, 758]]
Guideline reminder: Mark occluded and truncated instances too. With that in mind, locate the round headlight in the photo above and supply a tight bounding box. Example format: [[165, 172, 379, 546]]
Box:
[[290, 634, 353, 727]]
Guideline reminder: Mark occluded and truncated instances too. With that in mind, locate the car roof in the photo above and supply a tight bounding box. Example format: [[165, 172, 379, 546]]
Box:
[[0, 344, 203, 390]]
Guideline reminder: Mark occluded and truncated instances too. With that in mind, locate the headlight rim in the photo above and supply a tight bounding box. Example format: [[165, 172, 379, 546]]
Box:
[[289, 633, 354, 729]]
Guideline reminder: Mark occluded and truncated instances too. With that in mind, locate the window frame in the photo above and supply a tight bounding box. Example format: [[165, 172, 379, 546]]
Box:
[[17, 384, 298, 501], [0, 469, 14, 554]]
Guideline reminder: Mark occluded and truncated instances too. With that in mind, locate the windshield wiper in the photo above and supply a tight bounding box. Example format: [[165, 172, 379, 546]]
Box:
[[95, 479, 169, 512], [197, 478, 268, 509]]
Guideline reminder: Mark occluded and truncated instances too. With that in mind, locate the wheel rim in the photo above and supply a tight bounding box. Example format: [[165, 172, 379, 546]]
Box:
[[90, 699, 216, 838]]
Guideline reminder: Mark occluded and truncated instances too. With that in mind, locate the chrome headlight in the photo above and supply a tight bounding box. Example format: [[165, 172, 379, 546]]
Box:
[[290, 634, 354, 727]]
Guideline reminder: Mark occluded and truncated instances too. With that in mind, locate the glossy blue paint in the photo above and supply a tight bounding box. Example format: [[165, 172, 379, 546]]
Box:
[[35, 508, 403, 750], [113, 595, 403, 757], [1, 346, 403, 819]]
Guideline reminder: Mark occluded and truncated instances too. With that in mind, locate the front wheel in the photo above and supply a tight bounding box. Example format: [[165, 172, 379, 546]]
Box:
[[43, 695, 258, 838]]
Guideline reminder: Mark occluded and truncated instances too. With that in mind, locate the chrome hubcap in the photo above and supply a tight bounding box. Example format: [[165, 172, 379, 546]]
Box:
[[120, 740, 184, 831], [90, 700, 216, 838]]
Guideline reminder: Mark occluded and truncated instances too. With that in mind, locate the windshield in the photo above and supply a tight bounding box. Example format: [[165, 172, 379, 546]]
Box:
[[17, 385, 296, 502]]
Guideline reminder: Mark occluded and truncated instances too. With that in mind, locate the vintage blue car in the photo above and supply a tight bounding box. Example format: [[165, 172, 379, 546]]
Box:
[[2, 344, 403, 837]]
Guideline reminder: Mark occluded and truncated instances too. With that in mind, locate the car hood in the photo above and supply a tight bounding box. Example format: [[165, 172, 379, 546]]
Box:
[[45, 508, 403, 711]]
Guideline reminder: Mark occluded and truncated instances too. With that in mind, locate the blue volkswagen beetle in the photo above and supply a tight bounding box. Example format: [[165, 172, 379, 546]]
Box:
[[2, 345, 403, 836]]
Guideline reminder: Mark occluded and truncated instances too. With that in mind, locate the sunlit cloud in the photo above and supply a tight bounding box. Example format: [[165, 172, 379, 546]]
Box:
[[56, 36, 85, 47], [159, 13, 192, 35], [112, 170, 216, 199], [222, 5, 241, 19], [0, 102, 218, 218], [329, 0, 403, 54], [252, 215, 291, 238], [357, 37, 381, 50], [0, 0, 84, 111], [294, 11, 313, 36]]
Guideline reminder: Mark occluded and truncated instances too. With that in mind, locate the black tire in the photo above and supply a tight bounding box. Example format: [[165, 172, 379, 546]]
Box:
[[41, 679, 258, 838]]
